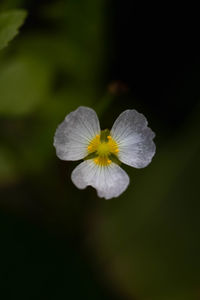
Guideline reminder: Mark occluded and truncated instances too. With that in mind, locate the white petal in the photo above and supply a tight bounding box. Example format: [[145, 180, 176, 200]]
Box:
[[111, 109, 156, 168], [71, 160, 130, 200], [54, 106, 100, 161]]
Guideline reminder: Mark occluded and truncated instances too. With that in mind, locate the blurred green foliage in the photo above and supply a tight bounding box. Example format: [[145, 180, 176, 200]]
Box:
[[0, 55, 51, 115], [0, 0, 105, 184], [0, 1, 200, 300]]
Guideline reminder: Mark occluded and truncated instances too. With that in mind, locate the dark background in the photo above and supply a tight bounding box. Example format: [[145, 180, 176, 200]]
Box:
[[0, 1, 200, 299]]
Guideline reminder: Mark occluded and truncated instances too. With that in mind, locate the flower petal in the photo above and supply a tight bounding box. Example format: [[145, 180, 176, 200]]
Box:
[[54, 106, 100, 161], [111, 109, 156, 168], [71, 160, 130, 199]]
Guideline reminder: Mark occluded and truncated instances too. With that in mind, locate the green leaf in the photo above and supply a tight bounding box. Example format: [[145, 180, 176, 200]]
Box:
[[0, 9, 27, 50]]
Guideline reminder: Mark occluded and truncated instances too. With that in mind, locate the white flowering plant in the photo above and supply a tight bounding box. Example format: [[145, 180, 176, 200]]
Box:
[[54, 106, 156, 199]]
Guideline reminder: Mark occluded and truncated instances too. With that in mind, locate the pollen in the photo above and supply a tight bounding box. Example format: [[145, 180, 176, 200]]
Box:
[[87, 131, 119, 166]]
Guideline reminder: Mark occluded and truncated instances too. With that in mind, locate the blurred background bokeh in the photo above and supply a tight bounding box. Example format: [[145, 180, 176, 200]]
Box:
[[0, 1, 200, 299]]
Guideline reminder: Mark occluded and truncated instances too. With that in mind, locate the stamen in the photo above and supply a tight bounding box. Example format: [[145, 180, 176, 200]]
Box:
[[94, 157, 112, 166], [87, 131, 119, 166]]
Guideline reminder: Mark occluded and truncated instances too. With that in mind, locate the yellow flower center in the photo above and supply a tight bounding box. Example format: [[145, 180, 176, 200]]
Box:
[[87, 132, 119, 166]]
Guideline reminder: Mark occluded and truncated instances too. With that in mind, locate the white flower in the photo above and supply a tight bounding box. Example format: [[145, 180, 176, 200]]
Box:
[[53, 106, 156, 199]]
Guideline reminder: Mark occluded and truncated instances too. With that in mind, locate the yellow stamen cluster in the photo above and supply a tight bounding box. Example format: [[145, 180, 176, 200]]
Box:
[[87, 133, 119, 166], [94, 157, 112, 166]]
